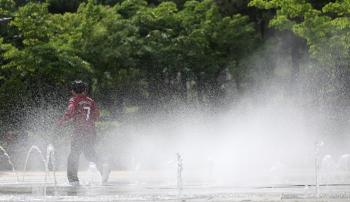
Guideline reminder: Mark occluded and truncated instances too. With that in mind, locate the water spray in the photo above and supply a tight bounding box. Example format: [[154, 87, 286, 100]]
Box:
[[22, 144, 58, 197], [46, 144, 57, 194], [176, 153, 183, 192], [22, 145, 48, 198], [314, 140, 324, 198], [0, 146, 19, 182], [22, 145, 47, 181], [320, 154, 333, 186]]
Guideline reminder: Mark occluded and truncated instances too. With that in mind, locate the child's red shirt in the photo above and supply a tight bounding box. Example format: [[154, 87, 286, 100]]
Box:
[[60, 95, 100, 135]]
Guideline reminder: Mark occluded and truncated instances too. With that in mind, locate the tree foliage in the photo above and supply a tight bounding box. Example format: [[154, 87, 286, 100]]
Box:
[[0, 0, 258, 132], [249, 0, 350, 105], [249, 0, 350, 64]]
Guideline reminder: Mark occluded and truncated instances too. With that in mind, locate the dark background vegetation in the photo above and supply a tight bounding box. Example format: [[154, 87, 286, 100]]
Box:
[[1, 0, 350, 147]]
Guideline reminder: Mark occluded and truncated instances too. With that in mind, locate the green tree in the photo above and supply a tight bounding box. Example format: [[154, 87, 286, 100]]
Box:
[[249, 0, 350, 104], [3, 2, 92, 103], [176, 0, 257, 102], [47, 0, 85, 13]]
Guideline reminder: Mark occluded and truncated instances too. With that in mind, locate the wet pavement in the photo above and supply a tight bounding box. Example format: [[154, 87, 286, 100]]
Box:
[[1, 171, 350, 201]]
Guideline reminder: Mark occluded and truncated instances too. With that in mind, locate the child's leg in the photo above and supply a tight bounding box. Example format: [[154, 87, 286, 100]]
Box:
[[82, 134, 102, 171], [67, 136, 83, 182], [83, 141, 102, 173], [83, 135, 111, 183]]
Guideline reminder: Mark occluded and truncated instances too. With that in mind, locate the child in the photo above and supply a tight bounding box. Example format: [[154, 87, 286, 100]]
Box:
[[59, 80, 110, 185]]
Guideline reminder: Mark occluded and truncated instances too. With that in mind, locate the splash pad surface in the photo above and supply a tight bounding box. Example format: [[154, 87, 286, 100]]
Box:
[[1, 171, 350, 201]]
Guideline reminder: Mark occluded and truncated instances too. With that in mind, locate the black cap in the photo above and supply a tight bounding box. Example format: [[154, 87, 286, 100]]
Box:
[[71, 80, 87, 94]]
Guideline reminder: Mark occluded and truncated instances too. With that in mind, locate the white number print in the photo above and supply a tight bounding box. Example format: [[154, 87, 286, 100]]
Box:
[[83, 106, 91, 121]]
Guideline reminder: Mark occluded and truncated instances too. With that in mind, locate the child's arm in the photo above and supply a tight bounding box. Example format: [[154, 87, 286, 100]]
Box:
[[57, 98, 76, 126]]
